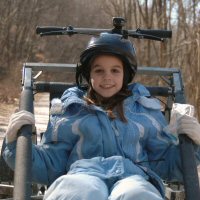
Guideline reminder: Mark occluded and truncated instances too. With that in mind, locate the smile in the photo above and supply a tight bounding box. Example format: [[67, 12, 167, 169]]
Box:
[[100, 85, 114, 89]]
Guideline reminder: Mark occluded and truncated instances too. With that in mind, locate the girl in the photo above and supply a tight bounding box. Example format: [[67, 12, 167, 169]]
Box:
[[4, 33, 200, 200]]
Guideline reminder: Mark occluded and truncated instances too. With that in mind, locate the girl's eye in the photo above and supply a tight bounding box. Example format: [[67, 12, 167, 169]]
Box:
[[112, 69, 120, 73], [94, 69, 103, 73]]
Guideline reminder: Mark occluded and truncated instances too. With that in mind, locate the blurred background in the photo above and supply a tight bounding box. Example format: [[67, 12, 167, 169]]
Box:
[[0, 0, 200, 117]]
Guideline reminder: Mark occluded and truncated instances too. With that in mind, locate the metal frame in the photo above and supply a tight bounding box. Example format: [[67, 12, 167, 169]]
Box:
[[1, 62, 200, 200]]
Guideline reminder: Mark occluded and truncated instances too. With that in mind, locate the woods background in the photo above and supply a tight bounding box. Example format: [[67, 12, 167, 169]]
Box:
[[0, 0, 200, 117]]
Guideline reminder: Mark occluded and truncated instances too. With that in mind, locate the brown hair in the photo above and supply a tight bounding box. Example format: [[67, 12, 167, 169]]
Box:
[[84, 86, 132, 122], [82, 54, 134, 122]]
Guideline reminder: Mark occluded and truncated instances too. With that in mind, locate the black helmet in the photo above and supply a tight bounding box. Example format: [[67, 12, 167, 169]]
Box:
[[76, 33, 137, 87]]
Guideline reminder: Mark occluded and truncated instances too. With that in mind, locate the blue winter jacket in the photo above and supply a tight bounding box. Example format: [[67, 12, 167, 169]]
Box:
[[3, 83, 200, 198]]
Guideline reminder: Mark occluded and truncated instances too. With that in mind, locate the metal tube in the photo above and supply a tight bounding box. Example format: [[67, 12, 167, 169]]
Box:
[[174, 72, 200, 200], [13, 68, 33, 200]]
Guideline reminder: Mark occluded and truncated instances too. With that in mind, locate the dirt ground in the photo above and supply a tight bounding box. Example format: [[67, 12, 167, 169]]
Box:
[[0, 93, 49, 151]]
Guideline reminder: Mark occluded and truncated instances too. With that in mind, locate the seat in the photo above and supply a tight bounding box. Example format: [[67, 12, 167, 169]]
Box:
[[0, 62, 199, 200]]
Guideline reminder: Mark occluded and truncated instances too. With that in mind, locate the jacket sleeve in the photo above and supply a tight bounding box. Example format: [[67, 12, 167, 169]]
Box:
[[146, 109, 200, 182], [3, 141, 70, 185], [3, 113, 78, 186]]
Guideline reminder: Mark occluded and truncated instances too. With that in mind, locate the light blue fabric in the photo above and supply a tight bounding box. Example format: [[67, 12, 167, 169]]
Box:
[[44, 174, 163, 200], [108, 175, 163, 200], [3, 83, 200, 199], [44, 174, 109, 200]]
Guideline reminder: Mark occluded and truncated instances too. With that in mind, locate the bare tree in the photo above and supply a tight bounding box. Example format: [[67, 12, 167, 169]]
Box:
[[103, 0, 200, 118], [1, 0, 200, 118]]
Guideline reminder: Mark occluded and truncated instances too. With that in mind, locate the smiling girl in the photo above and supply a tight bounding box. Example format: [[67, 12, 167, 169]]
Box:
[[4, 33, 200, 200]]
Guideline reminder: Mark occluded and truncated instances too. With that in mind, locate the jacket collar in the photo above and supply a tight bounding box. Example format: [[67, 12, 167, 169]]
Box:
[[60, 83, 161, 111]]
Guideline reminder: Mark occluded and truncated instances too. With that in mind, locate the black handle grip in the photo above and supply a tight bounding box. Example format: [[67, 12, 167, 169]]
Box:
[[136, 29, 172, 38], [36, 26, 66, 34], [14, 88, 34, 200], [174, 91, 200, 200], [36, 26, 172, 40]]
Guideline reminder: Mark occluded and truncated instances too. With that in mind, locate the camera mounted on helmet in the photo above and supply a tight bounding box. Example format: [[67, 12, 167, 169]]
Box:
[[36, 17, 172, 89]]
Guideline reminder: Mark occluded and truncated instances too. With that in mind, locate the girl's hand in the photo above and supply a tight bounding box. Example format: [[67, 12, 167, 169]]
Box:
[[6, 110, 35, 144], [177, 115, 200, 145]]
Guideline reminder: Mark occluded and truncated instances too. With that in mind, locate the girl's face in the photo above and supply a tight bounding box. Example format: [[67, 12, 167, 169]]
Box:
[[90, 55, 124, 98]]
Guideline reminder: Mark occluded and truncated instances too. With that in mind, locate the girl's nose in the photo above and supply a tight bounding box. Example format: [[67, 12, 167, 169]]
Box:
[[103, 71, 112, 79]]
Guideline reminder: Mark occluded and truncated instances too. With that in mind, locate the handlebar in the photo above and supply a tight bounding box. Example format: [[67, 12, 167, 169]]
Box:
[[36, 17, 172, 42], [36, 26, 67, 34], [132, 28, 172, 39]]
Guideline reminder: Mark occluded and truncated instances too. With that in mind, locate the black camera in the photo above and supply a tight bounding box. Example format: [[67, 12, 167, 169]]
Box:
[[112, 17, 126, 29]]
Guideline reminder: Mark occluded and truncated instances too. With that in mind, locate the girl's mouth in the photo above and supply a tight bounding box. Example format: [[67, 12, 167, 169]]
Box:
[[100, 84, 114, 89]]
